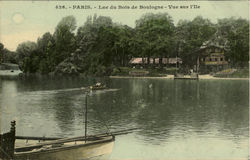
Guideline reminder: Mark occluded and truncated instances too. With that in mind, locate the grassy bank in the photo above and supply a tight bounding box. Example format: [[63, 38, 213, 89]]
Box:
[[111, 67, 179, 77], [214, 68, 249, 78], [111, 67, 249, 79]]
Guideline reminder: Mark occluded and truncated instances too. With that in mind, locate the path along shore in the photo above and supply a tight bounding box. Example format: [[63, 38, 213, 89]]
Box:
[[110, 74, 249, 80]]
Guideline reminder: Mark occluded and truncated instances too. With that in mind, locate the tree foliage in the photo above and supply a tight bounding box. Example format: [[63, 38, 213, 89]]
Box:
[[16, 41, 38, 73], [0, 43, 4, 63], [52, 16, 77, 67], [217, 18, 249, 66], [2, 14, 248, 75], [135, 13, 176, 66], [176, 16, 217, 66]]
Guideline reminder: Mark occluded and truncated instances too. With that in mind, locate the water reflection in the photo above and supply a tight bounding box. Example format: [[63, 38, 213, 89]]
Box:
[[0, 77, 248, 158]]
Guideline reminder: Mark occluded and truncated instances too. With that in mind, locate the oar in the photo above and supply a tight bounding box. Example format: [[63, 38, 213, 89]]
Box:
[[15, 128, 140, 141]]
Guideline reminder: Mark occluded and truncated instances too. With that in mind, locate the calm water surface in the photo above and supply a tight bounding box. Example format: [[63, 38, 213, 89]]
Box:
[[0, 76, 249, 159]]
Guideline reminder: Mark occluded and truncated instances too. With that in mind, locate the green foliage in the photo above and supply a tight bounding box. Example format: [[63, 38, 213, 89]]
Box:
[[214, 68, 249, 78], [3, 13, 247, 76], [217, 18, 249, 66], [176, 16, 217, 66], [135, 13, 176, 66], [16, 41, 39, 73], [53, 16, 77, 66], [0, 43, 18, 64], [0, 43, 4, 63], [76, 15, 134, 75], [37, 32, 55, 73]]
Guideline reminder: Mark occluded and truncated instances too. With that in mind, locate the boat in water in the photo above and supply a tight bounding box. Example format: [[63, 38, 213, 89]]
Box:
[[14, 134, 114, 160], [0, 121, 118, 160], [89, 83, 107, 90], [0, 92, 136, 160], [174, 72, 199, 80]]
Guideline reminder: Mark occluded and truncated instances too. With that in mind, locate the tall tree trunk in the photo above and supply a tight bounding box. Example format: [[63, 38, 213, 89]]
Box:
[[159, 55, 163, 68], [147, 55, 150, 67]]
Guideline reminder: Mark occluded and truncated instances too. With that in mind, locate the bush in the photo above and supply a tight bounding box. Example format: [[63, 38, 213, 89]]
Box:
[[214, 68, 249, 78]]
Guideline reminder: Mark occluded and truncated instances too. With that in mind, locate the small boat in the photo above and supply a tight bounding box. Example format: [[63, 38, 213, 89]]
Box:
[[89, 83, 107, 90], [174, 73, 199, 80], [0, 92, 137, 160]]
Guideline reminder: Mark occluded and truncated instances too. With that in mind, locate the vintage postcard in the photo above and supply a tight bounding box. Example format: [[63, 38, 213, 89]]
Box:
[[0, 0, 249, 160]]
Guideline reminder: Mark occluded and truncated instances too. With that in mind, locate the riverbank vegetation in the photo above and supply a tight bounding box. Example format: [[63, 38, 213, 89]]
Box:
[[214, 68, 249, 78], [0, 13, 249, 77]]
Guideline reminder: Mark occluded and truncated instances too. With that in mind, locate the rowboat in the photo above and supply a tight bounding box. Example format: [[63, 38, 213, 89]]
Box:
[[1, 92, 126, 160], [89, 83, 107, 90], [14, 134, 115, 160], [174, 73, 199, 80]]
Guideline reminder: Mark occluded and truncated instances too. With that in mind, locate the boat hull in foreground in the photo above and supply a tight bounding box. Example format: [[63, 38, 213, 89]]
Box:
[[14, 136, 114, 160]]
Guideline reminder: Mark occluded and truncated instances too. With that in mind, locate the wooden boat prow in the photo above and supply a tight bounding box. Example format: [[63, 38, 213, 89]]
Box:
[[14, 135, 115, 160], [0, 122, 115, 160], [1, 121, 137, 160], [1, 122, 115, 160], [1, 93, 137, 160]]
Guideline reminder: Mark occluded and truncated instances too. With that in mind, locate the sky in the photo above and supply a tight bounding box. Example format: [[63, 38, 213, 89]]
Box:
[[0, 1, 249, 51]]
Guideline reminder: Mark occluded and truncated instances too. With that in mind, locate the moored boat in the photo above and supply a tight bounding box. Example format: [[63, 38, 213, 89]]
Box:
[[1, 91, 138, 160], [0, 92, 115, 160], [14, 134, 115, 160], [174, 73, 199, 80]]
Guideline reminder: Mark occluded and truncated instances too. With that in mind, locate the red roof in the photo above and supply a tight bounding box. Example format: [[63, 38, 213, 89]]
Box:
[[129, 58, 182, 64]]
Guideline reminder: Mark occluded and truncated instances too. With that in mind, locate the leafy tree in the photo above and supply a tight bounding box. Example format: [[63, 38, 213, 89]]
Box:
[[52, 16, 77, 67], [76, 15, 120, 75], [176, 16, 216, 67], [0, 43, 4, 63], [112, 25, 134, 66], [135, 13, 176, 67], [16, 41, 39, 73], [11, 13, 249, 75], [217, 18, 249, 66], [37, 32, 55, 73], [0, 43, 18, 64]]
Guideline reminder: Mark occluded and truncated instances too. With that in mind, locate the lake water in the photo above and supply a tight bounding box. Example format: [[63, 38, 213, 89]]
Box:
[[0, 76, 249, 159]]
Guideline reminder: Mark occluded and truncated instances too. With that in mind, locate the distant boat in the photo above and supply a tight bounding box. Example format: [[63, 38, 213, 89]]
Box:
[[174, 73, 199, 80], [89, 82, 107, 90]]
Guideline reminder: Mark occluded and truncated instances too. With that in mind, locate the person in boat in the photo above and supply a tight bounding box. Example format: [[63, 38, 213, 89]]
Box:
[[95, 82, 102, 87]]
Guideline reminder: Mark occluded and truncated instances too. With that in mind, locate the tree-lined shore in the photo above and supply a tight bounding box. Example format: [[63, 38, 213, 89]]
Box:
[[0, 13, 249, 76]]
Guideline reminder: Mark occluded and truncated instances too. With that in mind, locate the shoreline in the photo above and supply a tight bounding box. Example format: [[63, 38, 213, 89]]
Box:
[[110, 75, 249, 80], [0, 72, 248, 81]]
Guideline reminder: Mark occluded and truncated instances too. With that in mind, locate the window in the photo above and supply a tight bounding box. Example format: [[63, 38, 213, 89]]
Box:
[[220, 57, 223, 61]]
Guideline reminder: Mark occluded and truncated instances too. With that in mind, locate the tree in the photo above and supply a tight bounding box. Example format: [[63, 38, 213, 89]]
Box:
[[176, 16, 216, 67], [217, 18, 249, 67], [112, 25, 134, 66], [76, 15, 118, 75], [135, 13, 176, 67], [52, 16, 77, 67], [37, 32, 55, 73], [0, 43, 4, 63], [16, 41, 39, 73]]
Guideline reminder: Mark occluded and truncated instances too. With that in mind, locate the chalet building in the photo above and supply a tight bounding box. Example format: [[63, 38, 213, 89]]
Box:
[[129, 57, 182, 67], [197, 45, 228, 73]]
